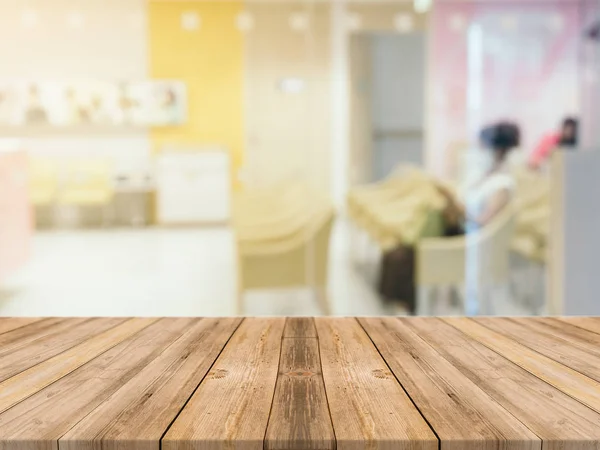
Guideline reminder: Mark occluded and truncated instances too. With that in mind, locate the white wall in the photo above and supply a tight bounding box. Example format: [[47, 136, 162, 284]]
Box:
[[0, 0, 150, 173], [550, 151, 600, 315]]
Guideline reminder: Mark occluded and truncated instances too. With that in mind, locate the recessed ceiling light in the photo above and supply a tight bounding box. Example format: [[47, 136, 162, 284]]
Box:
[[289, 12, 309, 31], [236, 11, 254, 32], [278, 78, 306, 94], [181, 11, 200, 31], [394, 13, 414, 33], [413, 0, 431, 14]]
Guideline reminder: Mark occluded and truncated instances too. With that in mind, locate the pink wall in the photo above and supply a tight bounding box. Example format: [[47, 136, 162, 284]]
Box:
[[0, 149, 32, 283], [429, 1, 582, 177]]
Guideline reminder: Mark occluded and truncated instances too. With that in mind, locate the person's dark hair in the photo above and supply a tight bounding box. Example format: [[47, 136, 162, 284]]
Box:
[[559, 117, 578, 147], [480, 121, 521, 155]]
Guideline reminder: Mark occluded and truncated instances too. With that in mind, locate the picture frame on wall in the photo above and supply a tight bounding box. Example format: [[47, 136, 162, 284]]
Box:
[[0, 80, 187, 128]]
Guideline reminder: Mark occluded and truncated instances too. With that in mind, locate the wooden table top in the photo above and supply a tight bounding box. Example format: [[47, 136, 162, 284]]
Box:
[[1, 317, 600, 450]]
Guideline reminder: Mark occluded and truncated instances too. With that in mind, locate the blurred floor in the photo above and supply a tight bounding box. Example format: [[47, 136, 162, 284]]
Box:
[[0, 221, 386, 316], [0, 221, 536, 317]]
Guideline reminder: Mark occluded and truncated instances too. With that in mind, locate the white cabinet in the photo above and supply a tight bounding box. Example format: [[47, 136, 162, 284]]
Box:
[[156, 150, 230, 224]]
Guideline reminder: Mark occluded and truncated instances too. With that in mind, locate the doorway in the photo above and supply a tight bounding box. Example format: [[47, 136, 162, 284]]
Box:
[[349, 32, 426, 185]]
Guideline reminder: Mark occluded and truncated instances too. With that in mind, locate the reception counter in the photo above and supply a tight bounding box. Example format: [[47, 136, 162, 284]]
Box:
[[1, 317, 600, 450]]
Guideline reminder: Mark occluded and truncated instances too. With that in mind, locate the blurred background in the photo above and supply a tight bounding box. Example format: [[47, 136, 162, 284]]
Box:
[[0, 0, 599, 317]]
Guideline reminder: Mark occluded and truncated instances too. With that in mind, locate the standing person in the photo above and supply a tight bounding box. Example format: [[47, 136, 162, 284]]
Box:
[[528, 117, 578, 169], [379, 121, 520, 315]]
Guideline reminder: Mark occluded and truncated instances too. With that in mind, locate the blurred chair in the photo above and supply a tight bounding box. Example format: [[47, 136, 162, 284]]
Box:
[[28, 158, 59, 227], [235, 187, 335, 315], [57, 160, 115, 227], [415, 203, 516, 315]]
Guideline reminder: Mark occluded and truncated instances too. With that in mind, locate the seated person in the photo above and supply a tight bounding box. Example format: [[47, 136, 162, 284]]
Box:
[[379, 121, 521, 315], [528, 117, 578, 170]]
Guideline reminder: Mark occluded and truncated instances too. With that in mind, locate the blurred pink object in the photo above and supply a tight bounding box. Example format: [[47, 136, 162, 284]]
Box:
[[529, 133, 560, 168], [0, 149, 32, 283]]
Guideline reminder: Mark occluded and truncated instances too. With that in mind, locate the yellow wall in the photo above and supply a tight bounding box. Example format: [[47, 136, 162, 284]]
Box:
[[148, 1, 244, 188]]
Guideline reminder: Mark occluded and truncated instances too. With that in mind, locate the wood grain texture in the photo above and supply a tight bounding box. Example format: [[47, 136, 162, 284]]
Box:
[[0, 317, 156, 414], [0, 318, 44, 335], [0, 318, 194, 450], [60, 318, 242, 450], [359, 317, 540, 450], [0, 317, 127, 383], [265, 318, 334, 450], [162, 318, 285, 450], [283, 318, 317, 338], [476, 317, 600, 383], [0, 317, 77, 352], [315, 317, 437, 450], [404, 318, 600, 450], [445, 317, 600, 415], [2, 317, 600, 450], [556, 317, 600, 335], [515, 317, 600, 355]]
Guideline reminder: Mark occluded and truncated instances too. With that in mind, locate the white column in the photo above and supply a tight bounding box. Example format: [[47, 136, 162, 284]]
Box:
[[330, 0, 350, 209]]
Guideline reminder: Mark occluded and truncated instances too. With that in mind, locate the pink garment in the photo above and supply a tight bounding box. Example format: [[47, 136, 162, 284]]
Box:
[[529, 133, 560, 167]]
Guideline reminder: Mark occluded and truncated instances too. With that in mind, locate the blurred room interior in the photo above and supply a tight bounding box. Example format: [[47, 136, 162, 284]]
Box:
[[0, 0, 599, 317]]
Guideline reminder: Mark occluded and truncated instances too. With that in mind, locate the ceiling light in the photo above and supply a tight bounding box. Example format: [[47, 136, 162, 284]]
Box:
[[394, 14, 414, 33], [278, 78, 306, 94], [413, 0, 432, 14], [236, 11, 254, 32], [181, 12, 200, 31], [289, 12, 309, 31]]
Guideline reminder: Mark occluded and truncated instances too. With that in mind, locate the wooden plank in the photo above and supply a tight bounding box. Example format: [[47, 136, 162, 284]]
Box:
[[0, 317, 127, 382], [557, 317, 600, 335], [513, 317, 600, 355], [0, 318, 44, 335], [444, 317, 600, 415], [476, 317, 600, 383], [283, 318, 317, 338], [60, 318, 242, 450], [0, 317, 78, 350], [359, 317, 540, 450], [315, 317, 437, 450], [0, 317, 156, 414], [403, 318, 600, 450], [0, 318, 197, 450], [265, 318, 334, 450], [162, 318, 286, 450]]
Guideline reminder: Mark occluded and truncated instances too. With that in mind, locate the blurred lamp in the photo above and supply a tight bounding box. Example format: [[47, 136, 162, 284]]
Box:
[[278, 78, 306, 94], [289, 12, 309, 31], [394, 14, 414, 33], [414, 0, 431, 14], [236, 11, 254, 32], [181, 12, 200, 31]]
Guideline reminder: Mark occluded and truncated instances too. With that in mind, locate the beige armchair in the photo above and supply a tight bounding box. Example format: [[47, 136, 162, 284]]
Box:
[[234, 187, 335, 315], [415, 203, 516, 315]]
